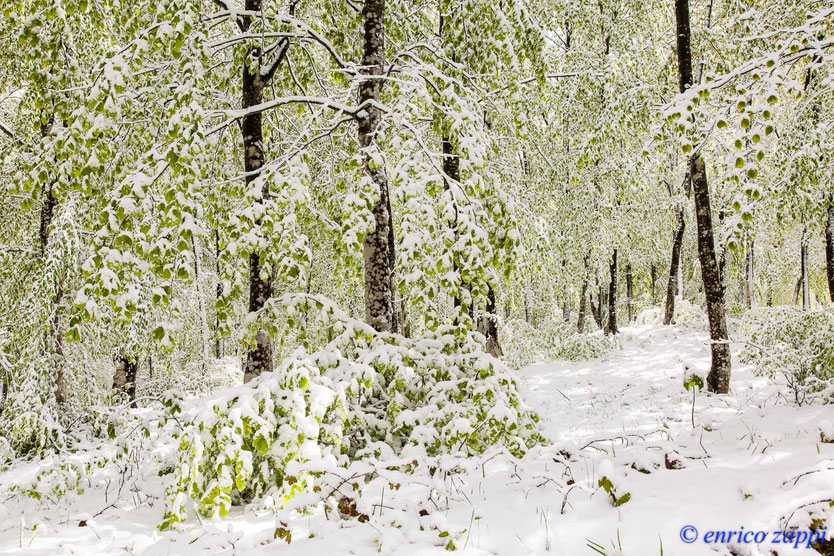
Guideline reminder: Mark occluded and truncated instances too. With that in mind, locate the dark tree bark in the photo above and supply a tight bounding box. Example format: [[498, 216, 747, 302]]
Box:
[[239, 0, 291, 381], [744, 240, 754, 309], [826, 200, 834, 303], [676, 0, 731, 393], [215, 229, 223, 359], [663, 206, 685, 324], [793, 275, 803, 306], [801, 227, 810, 311], [577, 255, 590, 333], [650, 262, 657, 304], [38, 116, 66, 404], [478, 286, 502, 357], [112, 352, 138, 408], [359, 0, 396, 333], [691, 157, 732, 393], [606, 249, 618, 335], [625, 261, 634, 323], [577, 278, 589, 333], [442, 135, 462, 311]]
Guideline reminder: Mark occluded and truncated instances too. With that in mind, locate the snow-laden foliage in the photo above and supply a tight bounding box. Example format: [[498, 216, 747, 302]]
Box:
[[500, 318, 617, 369], [740, 307, 834, 405], [635, 299, 708, 331], [161, 295, 542, 528]]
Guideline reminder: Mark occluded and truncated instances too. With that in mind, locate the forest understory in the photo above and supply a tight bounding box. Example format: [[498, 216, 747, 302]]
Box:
[[1, 319, 833, 555]]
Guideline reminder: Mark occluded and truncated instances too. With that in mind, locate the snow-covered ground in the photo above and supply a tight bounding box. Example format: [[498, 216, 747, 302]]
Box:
[[2, 324, 832, 555]]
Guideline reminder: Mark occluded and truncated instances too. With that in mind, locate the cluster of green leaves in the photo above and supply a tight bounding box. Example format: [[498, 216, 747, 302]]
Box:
[[162, 294, 543, 527]]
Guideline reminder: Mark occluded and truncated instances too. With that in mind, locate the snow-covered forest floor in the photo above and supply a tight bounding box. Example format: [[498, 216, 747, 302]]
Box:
[[1, 323, 832, 555]]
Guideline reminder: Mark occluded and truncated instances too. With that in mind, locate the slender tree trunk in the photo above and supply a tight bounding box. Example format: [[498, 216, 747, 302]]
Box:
[[112, 352, 138, 408], [801, 227, 810, 311], [678, 251, 684, 297], [478, 286, 502, 357], [744, 240, 754, 309], [676, 0, 730, 393], [578, 278, 589, 333], [606, 249, 618, 335], [650, 262, 657, 304], [664, 206, 685, 324], [442, 135, 462, 311], [793, 275, 803, 306], [215, 229, 223, 359], [191, 237, 209, 370], [38, 116, 67, 404], [359, 0, 396, 333], [826, 201, 834, 303], [625, 261, 634, 323]]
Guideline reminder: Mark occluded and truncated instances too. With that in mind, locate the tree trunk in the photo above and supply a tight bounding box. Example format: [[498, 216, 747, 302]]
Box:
[[691, 156, 732, 393], [801, 227, 810, 311], [577, 278, 589, 333], [606, 249, 618, 335], [676, 0, 730, 393], [744, 240, 754, 310], [625, 261, 634, 323], [663, 206, 685, 324], [241, 0, 275, 382], [191, 237, 209, 371], [826, 201, 834, 303], [38, 116, 67, 404], [478, 286, 502, 357], [359, 0, 396, 333], [650, 262, 657, 304], [215, 229, 224, 359], [442, 135, 461, 311], [562, 296, 571, 323], [112, 352, 138, 408], [793, 275, 803, 306]]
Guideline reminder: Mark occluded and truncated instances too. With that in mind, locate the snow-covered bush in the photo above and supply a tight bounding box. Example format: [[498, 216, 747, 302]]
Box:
[[500, 318, 616, 369], [634, 298, 708, 330], [740, 307, 834, 405], [160, 295, 542, 528]]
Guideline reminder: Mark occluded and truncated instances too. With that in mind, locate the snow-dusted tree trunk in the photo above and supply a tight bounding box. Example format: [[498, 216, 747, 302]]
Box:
[[801, 227, 810, 311], [112, 352, 138, 408], [606, 249, 618, 335], [744, 240, 754, 309], [38, 116, 67, 405], [577, 256, 590, 333], [214, 229, 223, 359], [826, 200, 834, 304], [442, 135, 461, 310], [663, 206, 685, 324], [240, 0, 287, 382], [478, 286, 502, 357], [359, 0, 396, 333], [191, 237, 209, 370], [625, 261, 634, 323], [691, 157, 731, 393], [676, 0, 730, 393]]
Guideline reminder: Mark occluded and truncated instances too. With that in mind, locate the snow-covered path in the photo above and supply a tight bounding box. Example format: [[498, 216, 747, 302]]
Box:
[[1, 324, 832, 555], [460, 324, 834, 555]]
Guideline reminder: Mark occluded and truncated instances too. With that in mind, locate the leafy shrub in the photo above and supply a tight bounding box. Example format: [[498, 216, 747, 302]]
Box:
[[500, 318, 617, 369], [739, 307, 834, 405], [161, 294, 543, 528]]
